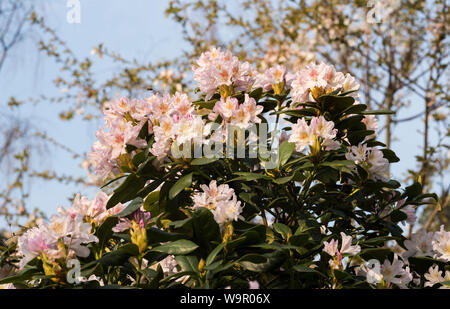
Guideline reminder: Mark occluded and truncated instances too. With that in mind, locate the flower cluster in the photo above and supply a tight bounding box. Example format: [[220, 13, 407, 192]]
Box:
[[253, 65, 291, 95], [17, 209, 98, 269], [193, 47, 254, 100], [210, 94, 263, 129], [403, 226, 450, 262], [288, 116, 340, 152], [289, 62, 360, 104], [192, 180, 243, 226], [361, 254, 413, 289], [88, 97, 149, 180], [345, 143, 389, 181], [148, 93, 208, 162], [16, 191, 128, 270]]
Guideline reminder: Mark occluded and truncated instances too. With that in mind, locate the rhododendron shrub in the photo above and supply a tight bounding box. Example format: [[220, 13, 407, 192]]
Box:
[[1, 47, 448, 289]]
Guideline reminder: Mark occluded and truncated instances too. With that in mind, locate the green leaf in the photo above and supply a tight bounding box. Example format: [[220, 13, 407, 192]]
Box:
[[273, 223, 292, 240], [151, 239, 199, 255], [381, 149, 400, 163], [175, 255, 199, 273], [272, 174, 294, 184], [140, 268, 158, 280], [346, 130, 375, 145], [278, 108, 317, 118], [390, 209, 408, 223], [278, 141, 295, 167], [96, 216, 119, 248], [114, 197, 143, 217], [193, 99, 218, 109], [292, 265, 327, 278], [106, 174, 147, 209], [206, 243, 225, 266], [192, 208, 221, 248], [359, 248, 393, 261], [358, 110, 395, 115], [229, 172, 270, 182], [191, 157, 218, 165], [320, 160, 354, 169], [320, 95, 355, 114], [146, 227, 185, 243], [289, 233, 309, 247], [98, 244, 139, 266], [408, 256, 447, 275], [238, 254, 269, 272], [343, 104, 367, 115], [0, 266, 40, 285], [143, 191, 160, 212], [100, 174, 127, 189], [404, 182, 422, 199], [170, 217, 193, 229], [169, 172, 193, 200]]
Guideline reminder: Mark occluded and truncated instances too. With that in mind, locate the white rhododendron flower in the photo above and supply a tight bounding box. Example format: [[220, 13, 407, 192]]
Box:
[[424, 265, 444, 287], [323, 239, 338, 256], [192, 180, 243, 225], [345, 144, 389, 181], [289, 116, 339, 152], [432, 225, 450, 262], [339, 232, 361, 255], [323, 232, 360, 257], [17, 210, 98, 269], [289, 118, 314, 152], [403, 228, 435, 259], [379, 255, 413, 289]]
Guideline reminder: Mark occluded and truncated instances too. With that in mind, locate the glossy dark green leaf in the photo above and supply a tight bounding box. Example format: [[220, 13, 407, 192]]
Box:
[[169, 172, 193, 200]]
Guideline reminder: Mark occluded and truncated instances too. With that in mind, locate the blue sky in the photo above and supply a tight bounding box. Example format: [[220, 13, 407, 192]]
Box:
[[0, 0, 441, 223]]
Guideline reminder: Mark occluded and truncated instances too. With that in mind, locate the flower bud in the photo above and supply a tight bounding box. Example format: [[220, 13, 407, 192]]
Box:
[[130, 221, 147, 253]]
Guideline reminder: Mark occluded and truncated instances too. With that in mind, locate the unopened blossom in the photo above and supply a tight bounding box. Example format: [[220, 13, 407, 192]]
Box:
[[113, 206, 151, 233], [192, 180, 243, 225]]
